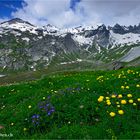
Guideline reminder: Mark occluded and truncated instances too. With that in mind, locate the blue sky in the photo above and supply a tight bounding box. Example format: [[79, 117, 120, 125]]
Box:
[[0, 0, 80, 18], [0, 0, 140, 27], [0, 0, 23, 18]]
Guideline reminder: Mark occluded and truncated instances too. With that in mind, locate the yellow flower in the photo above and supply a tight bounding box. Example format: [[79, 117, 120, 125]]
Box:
[[11, 123, 14, 126], [109, 112, 116, 117], [126, 86, 129, 89], [128, 99, 133, 103], [137, 98, 140, 102], [99, 96, 104, 99], [107, 102, 111, 106], [28, 105, 32, 109], [127, 94, 132, 98], [111, 95, 116, 98], [136, 84, 140, 88], [116, 102, 119, 105], [133, 103, 137, 106], [118, 94, 123, 98], [106, 99, 110, 102], [118, 110, 124, 115], [43, 97, 46, 100], [106, 97, 110, 100], [23, 128, 27, 131], [98, 97, 104, 102], [98, 96, 104, 102], [127, 69, 131, 74], [117, 105, 121, 108], [121, 100, 127, 104], [121, 86, 125, 89], [118, 74, 121, 78]]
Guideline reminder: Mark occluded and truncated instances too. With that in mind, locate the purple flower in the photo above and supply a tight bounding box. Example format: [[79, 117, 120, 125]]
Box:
[[32, 114, 40, 119], [31, 114, 40, 126], [47, 112, 51, 116]]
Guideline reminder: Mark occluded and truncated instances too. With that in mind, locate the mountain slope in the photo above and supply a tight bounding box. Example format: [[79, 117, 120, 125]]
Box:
[[0, 18, 140, 72]]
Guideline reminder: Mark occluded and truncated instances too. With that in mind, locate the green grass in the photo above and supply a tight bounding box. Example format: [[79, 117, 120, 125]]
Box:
[[0, 67, 140, 139]]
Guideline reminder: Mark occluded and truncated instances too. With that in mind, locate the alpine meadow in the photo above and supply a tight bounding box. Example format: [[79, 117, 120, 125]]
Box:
[[0, 0, 140, 139]]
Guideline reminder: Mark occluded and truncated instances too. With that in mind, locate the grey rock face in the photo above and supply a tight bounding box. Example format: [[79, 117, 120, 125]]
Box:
[[112, 61, 124, 70], [111, 24, 128, 34]]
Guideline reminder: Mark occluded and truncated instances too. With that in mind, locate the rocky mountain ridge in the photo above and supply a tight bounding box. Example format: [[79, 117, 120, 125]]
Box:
[[0, 18, 140, 72]]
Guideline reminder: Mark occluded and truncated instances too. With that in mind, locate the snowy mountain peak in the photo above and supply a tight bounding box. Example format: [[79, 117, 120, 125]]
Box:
[[43, 24, 59, 34], [0, 18, 140, 48], [0, 18, 140, 72], [1, 18, 35, 27]]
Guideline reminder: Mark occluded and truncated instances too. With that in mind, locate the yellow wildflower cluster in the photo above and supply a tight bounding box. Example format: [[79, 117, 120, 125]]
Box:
[[109, 110, 124, 117], [119, 75, 127, 79], [127, 69, 134, 74], [97, 93, 140, 118], [96, 76, 104, 82], [116, 69, 139, 79], [121, 86, 129, 89]]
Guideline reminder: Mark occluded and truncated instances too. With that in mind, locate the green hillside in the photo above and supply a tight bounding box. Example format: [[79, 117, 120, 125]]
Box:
[[0, 67, 140, 139]]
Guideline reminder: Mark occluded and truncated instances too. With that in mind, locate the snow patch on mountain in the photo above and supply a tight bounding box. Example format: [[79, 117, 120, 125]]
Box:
[[120, 46, 140, 62], [1, 18, 140, 49], [72, 34, 93, 45], [60, 59, 83, 65], [110, 31, 140, 47], [22, 37, 30, 42], [0, 21, 38, 35]]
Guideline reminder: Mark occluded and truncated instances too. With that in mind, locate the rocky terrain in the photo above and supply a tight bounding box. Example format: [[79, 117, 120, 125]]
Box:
[[0, 18, 140, 72]]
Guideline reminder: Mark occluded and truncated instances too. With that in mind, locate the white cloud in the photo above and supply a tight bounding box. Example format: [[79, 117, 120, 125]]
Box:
[[112, 5, 140, 26], [76, 0, 140, 26], [1, 0, 140, 27], [11, 0, 101, 27], [12, 0, 73, 27]]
